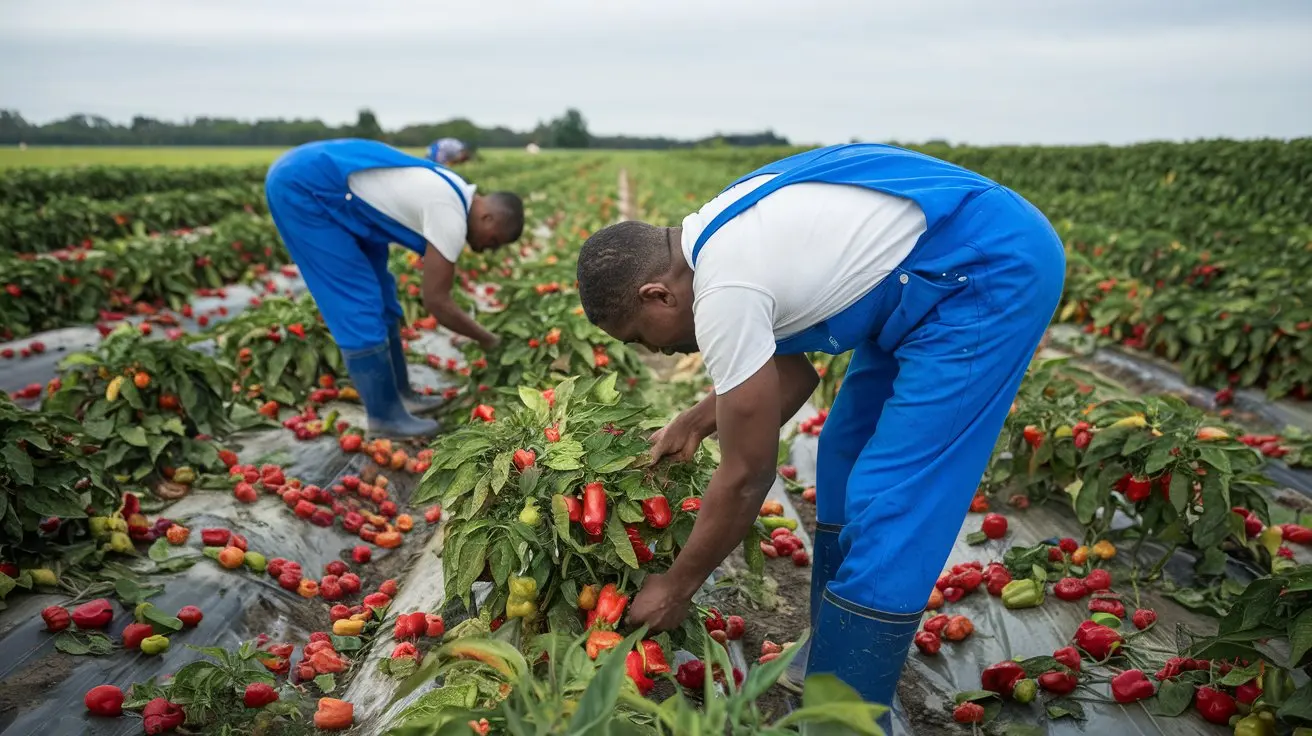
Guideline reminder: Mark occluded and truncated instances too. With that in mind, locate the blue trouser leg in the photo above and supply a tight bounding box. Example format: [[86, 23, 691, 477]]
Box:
[[807, 188, 1066, 719], [267, 185, 436, 438]]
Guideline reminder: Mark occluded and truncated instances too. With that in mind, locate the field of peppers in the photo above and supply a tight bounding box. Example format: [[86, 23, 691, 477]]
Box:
[[1, 140, 1311, 736]]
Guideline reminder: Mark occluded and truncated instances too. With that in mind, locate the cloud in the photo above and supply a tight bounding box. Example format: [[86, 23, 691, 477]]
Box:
[[3, 0, 1310, 144]]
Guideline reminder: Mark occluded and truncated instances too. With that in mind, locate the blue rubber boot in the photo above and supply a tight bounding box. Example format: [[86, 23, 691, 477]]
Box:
[[807, 588, 919, 733], [782, 522, 845, 691], [387, 323, 443, 415], [343, 343, 439, 438]]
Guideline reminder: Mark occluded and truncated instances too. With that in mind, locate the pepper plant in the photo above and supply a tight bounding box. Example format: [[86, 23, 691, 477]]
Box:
[[0, 396, 121, 570], [42, 326, 263, 483], [209, 294, 348, 406], [413, 373, 722, 629]]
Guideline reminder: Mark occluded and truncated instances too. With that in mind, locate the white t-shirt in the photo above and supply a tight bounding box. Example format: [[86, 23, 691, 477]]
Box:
[[682, 175, 927, 394], [346, 167, 476, 262]]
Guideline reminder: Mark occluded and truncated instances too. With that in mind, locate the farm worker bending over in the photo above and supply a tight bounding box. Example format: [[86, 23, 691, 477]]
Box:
[[427, 137, 472, 166], [576, 144, 1064, 717], [265, 138, 523, 438]]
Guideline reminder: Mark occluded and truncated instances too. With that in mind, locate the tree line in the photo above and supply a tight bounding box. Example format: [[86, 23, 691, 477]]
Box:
[[0, 108, 790, 150]]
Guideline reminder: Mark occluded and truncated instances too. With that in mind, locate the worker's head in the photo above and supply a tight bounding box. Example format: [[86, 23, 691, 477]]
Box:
[[577, 221, 698, 355], [467, 191, 524, 252]]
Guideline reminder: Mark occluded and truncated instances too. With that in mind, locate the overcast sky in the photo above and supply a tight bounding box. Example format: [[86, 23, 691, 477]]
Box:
[[3, 0, 1310, 145]]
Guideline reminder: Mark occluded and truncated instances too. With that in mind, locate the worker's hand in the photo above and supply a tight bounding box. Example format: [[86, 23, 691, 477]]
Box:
[[479, 334, 502, 352], [627, 573, 695, 632], [648, 410, 707, 466]]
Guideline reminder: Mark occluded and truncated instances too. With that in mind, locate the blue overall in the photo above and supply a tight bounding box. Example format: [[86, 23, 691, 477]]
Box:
[[691, 143, 1065, 711], [264, 138, 468, 352]]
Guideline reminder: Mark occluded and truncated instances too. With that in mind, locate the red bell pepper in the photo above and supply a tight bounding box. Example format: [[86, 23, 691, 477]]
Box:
[[1083, 568, 1112, 591], [1131, 608, 1157, 630], [981, 661, 1026, 698], [914, 631, 941, 655], [681, 497, 701, 512], [1194, 686, 1237, 724], [393, 611, 427, 640], [84, 684, 124, 717], [586, 629, 623, 659], [948, 568, 983, 594], [639, 640, 670, 674], [244, 682, 279, 708], [582, 482, 606, 536], [1038, 671, 1078, 694], [200, 528, 231, 547], [1074, 620, 1123, 660], [562, 495, 583, 523], [142, 697, 186, 734], [1088, 597, 1126, 618], [42, 605, 71, 632], [953, 702, 985, 723], [923, 614, 950, 635], [625, 526, 654, 563], [71, 598, 114, 629], [1054, 578, 1089, 601], [676, 660, 706, 689], [470, 404, 496, 422], [1111, 669, 1155, 703], [641, 496, 672, 529], [1053, 646, 1082, 672], [1234, 679, 1262, 705], [512, 449, 535, 472], [1281, 523, 1312, 544], [594, 584, 628, 627], [121, 622, 154, 650], [704, 607, 727, 632], [625, 650, 655, 694]]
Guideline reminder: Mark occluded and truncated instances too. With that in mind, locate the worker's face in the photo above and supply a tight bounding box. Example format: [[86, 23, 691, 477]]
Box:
[[602, 283, 699, 356], [467, 216, 512, 253]]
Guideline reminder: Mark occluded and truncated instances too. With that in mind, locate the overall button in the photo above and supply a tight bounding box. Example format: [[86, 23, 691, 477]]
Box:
[[345, 193, 353, 201], [898, 274, 909, 285], [958, 276, 967, 282]]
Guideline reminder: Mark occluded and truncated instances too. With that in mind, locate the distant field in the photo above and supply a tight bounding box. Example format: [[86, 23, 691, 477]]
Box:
[[0, 146, 553, 169]]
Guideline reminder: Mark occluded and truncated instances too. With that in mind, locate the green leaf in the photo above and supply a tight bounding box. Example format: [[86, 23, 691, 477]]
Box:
[[965, 531, 988, 546], [114, 578, 163, 606], [314, 673, 337, 693], [1198, 447, 1233, 475], [491, 452, 512, 494], [1045, 697, 1086, 720], [265, 343, 293, 388], [544, 440, 585, 471], [1217, 662, 1263, 687], [55, 630, 114, 656], [1091, 612, 1121, 628], [1, 444, 34, 486], [1148, 678, 1197, 716], [0, 573, 15, 600], [1122, 431, 1156, 456], [118, 425, 149, 447], [331, 635, 364, 652], [592, 373, 620, 405], [1276, 681, 1312, 723], [1289, 607, 1312, 667], [606, 513, 640, 569], [1168, 471, 1192, 513], [517, 386, 549, 418], [953, 691, 1000, 704], [147, 537, 171, 562], [143, 605, 184, 632], [592, 456, 637, 474]]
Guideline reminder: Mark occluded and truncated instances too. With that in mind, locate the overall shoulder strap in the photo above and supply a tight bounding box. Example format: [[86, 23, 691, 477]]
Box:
[[429, 166, 469, 213]]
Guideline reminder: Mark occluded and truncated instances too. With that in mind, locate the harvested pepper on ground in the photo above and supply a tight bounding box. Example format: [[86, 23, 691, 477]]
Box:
[[200, 528, 231, 547], [980, 513, 1008, 539], [72, 599, 114, 629], [914, 631, 941, 655], [1111, 669, 1155, 703], [1083, 568, 1112, 591], [1194, 686, 1237, 725], [1088, 597, 1126, 618], [1038, 671, 1078, 694], [943, 615, 974, 641], [981, 661, 1026, 698], [142, 697, 185, 734], [923, 614, 950, 635], [1131, 608, 1157, 630], [121, 622, 154, 650], [1074, 620, 1123, 660], [676, 660, 706, 689], [42, 605, 70, 632], [1001, 579, 1044, 609], [140, 634, 170, 655], [1052, 646, 1082, 672], [84, 685, 124, 717], [952, 702, 984, 723], [243, 682, 279, 709], [1012, 678, 1038, 704], [313, 698, 354, 731], [1054, 577, 1089, 601]]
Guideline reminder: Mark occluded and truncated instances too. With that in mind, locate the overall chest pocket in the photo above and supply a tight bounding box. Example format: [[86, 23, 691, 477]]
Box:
[[874, 268, 972, 353]]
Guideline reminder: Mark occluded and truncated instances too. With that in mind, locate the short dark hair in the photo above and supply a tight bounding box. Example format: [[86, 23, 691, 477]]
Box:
[[577, 221, 670, 326], [487, 191, 524, 242]]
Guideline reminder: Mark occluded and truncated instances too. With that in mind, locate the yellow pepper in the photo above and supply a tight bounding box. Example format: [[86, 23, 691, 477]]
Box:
[[1091, 540, 1116, 560], [332, 619, 364, 636], [1071, 546, 1089, 565], [577, 585, 599, 611], [506, 599, 537, 619], [1108, 415, 1147, 429], [105, 375, 126, 401]]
